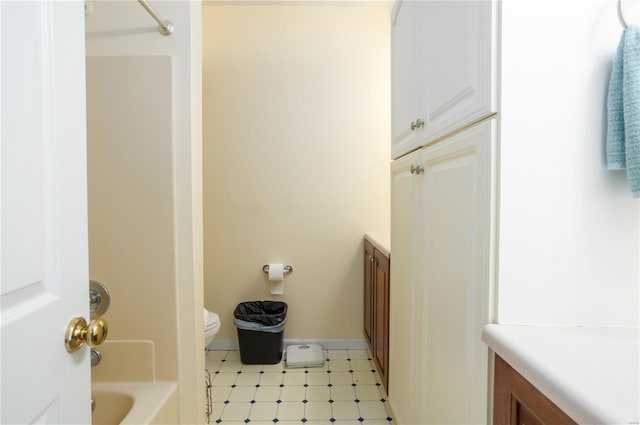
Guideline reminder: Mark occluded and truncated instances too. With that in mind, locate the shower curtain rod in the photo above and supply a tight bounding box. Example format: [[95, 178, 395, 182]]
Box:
[[138, 0, 173, 36]]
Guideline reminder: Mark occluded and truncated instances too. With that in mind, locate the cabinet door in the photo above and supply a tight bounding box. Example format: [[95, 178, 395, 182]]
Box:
[[389, 150, 423, 425], [364, 240, 375, 348], [391, 0, 425, 159], [421, 1, 495, 142], [372, 248, 390, 391], [419, 120, 495, 424]]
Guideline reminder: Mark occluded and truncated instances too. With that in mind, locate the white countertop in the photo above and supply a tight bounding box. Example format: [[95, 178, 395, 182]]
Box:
[[482, 325, 639, 425], [364, 232, 390, 257]]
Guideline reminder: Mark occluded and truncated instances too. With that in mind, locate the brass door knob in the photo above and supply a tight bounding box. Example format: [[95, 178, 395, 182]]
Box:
[[65, 317, 108, 353]]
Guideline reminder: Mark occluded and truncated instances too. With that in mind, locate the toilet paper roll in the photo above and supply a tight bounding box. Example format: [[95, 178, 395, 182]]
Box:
[[268, 264, 284, 295], [268, 263, 284, 282]]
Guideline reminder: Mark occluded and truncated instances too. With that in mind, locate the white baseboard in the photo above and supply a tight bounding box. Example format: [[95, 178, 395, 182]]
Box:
[[207, 338, 367, 351]]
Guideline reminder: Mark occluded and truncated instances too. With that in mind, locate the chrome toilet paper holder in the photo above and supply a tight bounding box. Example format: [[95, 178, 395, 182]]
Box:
[[262, 264, 293, 274]]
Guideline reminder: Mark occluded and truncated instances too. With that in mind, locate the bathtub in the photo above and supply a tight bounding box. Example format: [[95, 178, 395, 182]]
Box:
[[92, 382, 177, 425]]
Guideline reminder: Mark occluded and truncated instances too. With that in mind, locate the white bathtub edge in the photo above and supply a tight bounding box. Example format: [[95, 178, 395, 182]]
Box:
[[92, 381, 177, 425]]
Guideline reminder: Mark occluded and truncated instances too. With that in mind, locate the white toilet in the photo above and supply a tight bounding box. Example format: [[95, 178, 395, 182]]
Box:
[[204, 308, 221, 349]]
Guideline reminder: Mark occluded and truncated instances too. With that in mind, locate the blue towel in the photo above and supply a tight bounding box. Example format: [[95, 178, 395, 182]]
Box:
[[607, 25, 640, 197]]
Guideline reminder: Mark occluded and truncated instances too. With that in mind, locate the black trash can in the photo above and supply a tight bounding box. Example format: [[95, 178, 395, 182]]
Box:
[[233, 301, 288, 364]]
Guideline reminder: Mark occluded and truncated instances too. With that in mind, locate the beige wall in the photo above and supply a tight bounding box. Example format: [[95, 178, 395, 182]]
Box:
[[203, 4, 391, 343], [86, 1, 204, 423]]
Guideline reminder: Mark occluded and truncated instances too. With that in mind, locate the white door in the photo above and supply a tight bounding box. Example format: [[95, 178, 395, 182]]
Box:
[[1, 1, 91, 424]]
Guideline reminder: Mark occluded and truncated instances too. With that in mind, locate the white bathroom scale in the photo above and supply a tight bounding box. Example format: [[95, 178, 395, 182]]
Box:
[[285, 344, 324, 368]]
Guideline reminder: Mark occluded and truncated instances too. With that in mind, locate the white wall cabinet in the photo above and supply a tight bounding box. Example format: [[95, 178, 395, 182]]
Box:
[[390, 120, 496, 425], [391, 0, 496, 159]]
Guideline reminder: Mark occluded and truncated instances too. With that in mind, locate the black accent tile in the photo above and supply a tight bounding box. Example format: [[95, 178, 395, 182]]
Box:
[[352, 383, 357, 387], [354, 399, 360, 403], [381, 398, 386, 402], [304, 384, 309, 387], [349, 370, 354, 373], [358, 418, 365, 422], [371, 369, 376, 373], [303, 400, 308, 403], [368, 358, 372, 361], [273, 420, 279, 423], [238, 371, 243, 374], [215, 371, 220, 374], [328, 399, 334, 404], [326, 370, 331, 374], [279, 384, 285, 388], [244, 419, 250, 423], [250, 400, 256, 404], [386, 417, 393, 422], [231, 384, 237, 388], [327, 384, 333, 387], [256, 384, 261, 388], [216, 420, 222, 424], [224, 400, 230, 404], [221, 359, 226, 362], [301, 419, 307, 423], [260, 371, 265, 374], [330, 418, 336, 423], [304, 370, 309, 374], [282, 370, 287, 374], [375, 383, 381, 387], [347, 358, 351, 361], [276, 400, 282, 404]]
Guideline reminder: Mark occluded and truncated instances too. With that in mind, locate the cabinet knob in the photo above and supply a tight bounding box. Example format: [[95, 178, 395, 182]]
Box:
[[410, 165, 424, 175], [410, 119, 424, 131]]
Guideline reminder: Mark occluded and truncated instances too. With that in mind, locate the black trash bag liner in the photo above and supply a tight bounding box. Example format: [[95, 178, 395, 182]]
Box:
[[233, 301, 287, 327]]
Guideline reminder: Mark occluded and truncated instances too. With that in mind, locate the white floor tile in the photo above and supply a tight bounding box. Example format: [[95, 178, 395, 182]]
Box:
[[210, 402, 225, 420], [276, 401, 305, 421], [352, 371, 378, 385], [332, 400, 360, 419], [220, 401, 252, 421], [354, 385, 384, 401], [329, 372, 353, 386], [305, 385, 330, 402], [248, 401, 278, 421], [253, 386, 281, 402], [330, 385, 357, 401], [219, 360, 243, 372], [304, 401, 332, 420], [241, 363, 264, 372], [327, 359, 350, 371], [211, 386, 232, 402], [212, 372, 238, 387], [235, 372, 260, 386], [259, 372, 284, 386], [358, 400, 389, 420], [350, 359, 374, 371], [282, 372, 306, 386], [228, 385, 256, 402], [279, 386, 305, 402]]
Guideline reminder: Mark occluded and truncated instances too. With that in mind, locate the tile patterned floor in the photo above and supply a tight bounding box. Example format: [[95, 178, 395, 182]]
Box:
[[205, 349, 394, 425]]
